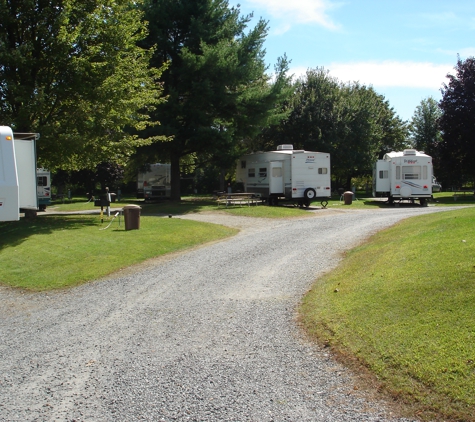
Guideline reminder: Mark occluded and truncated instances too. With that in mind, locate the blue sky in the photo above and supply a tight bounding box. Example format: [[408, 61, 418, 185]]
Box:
[[228, 0, 475, 122]]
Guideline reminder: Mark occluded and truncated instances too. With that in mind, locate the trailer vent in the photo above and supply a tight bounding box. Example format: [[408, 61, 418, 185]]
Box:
[[403, 149, 417, 156], [277, 144, 293, 151]]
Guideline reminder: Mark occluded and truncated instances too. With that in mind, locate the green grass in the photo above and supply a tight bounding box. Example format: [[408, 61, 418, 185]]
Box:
[[300, 208, 475, 421], [432, 191, 475, 206], [0, 214, 237, 291]]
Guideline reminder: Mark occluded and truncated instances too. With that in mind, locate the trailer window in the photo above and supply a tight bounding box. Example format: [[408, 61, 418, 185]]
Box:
[[318, 168, 328, 174], [241, 160, 246, 169], [379, 170, 388, 179], [37, 176, 47, 187], [396, 166, 401, 179], [248, 168, 255, 178], [259, 168, 267, 178], [272, 167, 282, 177], [403, 166, 421, 180], [423, 166, 428, 179]]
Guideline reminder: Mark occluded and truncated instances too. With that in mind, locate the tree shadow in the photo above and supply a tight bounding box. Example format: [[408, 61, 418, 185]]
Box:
[[0, 216, 98, 252]]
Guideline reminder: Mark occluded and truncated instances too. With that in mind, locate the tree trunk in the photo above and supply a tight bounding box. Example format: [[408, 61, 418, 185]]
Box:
[[346, 175, 352, 191], [170, 152, 181, 201], [219, 168, 226, 192]]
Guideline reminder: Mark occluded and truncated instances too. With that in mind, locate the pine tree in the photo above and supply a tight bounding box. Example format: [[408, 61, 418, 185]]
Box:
[[138, 0, 291, 199]]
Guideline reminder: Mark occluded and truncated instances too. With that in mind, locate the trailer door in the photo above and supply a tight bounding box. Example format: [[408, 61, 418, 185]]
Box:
[[269, 161, 284, 194], [14, 139, 38, 209], [374, 160, 390, 193]]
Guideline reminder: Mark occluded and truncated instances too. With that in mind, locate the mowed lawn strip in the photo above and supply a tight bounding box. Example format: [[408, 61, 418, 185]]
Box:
[[300, 207, 475, 421], [0, 215, 237, 291]]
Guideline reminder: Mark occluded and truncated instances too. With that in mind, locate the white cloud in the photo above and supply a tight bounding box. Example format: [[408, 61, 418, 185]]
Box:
[[244, 0, 341, 31], [289, 61, 454, 89]]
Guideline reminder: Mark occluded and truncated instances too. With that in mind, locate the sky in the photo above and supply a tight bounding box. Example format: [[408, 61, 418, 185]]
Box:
[[227, 0, 475, 122]]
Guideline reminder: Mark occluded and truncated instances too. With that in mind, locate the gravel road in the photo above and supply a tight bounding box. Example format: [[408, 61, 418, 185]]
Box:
[[0, 205, 457, 421]]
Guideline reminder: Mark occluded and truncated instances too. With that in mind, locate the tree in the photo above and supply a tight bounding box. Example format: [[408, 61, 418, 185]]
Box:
[[438, 56, 475, 187], [0, 0, 166, 170], [409, 97, 442, 155], [137, 0, 291, 199]]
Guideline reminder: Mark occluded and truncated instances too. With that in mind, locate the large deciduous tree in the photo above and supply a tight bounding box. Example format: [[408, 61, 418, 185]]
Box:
[[0, 0, 166, 170], [138, 0, 291, 199], [438, 56, 475, 187], [409, 97, 442, 155]]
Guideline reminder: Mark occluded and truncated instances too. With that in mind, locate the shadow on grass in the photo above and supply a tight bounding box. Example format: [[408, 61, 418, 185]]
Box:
[[363, 199, 430, 208], [139, 198, 218, 216], [433, 195, 475, 205], [0, 215, 98, 252]]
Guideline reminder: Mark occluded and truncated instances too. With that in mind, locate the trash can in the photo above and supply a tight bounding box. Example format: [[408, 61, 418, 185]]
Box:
[[343, 191, 353, 205], [123, 204, 141, 230]]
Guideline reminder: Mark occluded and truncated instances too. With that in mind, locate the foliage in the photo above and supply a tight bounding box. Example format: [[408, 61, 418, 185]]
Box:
[[0, 0, 167, 170], [94, 162, 124, 191], [50, 162, 124, 195], [300, 208, 475, 421], [409, 97, 442, 177], [438, 56, 475, 187], [409, 97, 442, 153], [136, 0, 292, 199]]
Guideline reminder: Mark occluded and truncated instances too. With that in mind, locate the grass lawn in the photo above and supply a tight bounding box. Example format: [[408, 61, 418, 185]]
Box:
[[300, 207, 475, 421], [0, 214, 237, 291]]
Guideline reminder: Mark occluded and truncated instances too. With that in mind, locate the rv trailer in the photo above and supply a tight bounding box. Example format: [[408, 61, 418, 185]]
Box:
[[0, 126, 39, 221], [373, 149, 433, 206], [236, 145, 331, 207], [137, 163, 171, 200]]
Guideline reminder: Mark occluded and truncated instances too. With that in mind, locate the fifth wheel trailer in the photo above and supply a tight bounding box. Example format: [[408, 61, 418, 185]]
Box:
[[236, 145, 331, 207], [0, 126, 39, 221], [373, 149, 433, 206]]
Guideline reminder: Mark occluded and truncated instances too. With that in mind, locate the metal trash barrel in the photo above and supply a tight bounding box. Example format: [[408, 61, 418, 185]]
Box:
[[343, 191, 353, 205], [123, 204, 141, 230]]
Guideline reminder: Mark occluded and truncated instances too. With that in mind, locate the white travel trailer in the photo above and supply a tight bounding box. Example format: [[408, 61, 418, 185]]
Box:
[[373, 149, 433, 206], [0, 126, 39, 221], [236, 145, 331, 207], [137, 163, 171, 200]]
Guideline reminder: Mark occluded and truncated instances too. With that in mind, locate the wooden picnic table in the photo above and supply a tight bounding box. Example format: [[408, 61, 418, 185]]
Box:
[[452, 189, 475, 200]]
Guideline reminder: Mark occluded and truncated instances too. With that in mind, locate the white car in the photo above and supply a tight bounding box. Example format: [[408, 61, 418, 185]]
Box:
[[432, 176, 442, 192]]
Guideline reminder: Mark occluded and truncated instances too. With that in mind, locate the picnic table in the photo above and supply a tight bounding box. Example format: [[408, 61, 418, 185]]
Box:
[[452, 189, 475, 200], [216, 192, 262, 207]]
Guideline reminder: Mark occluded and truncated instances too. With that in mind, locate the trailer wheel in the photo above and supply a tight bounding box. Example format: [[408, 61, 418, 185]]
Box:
[[267, 195, 279, 206], [304, 188, 316, 201]]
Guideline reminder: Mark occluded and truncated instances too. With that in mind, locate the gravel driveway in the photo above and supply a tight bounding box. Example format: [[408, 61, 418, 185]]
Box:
[[0, 206, 456, 421]]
